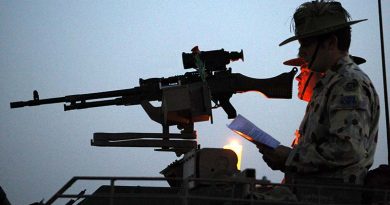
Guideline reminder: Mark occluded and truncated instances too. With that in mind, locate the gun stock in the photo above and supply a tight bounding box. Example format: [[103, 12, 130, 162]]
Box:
[[206, 67, 298, 118], [232, 67, 298, 98]]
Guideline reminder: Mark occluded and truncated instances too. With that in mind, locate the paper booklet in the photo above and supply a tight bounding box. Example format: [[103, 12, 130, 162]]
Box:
[[227, 114, 280, 149]]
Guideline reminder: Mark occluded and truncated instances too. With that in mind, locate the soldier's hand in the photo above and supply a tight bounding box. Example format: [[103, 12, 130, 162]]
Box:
[[257, 144, 291, 172]]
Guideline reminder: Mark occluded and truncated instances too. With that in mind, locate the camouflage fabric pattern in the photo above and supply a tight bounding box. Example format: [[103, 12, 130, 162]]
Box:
[[285, 55, 380, 185]]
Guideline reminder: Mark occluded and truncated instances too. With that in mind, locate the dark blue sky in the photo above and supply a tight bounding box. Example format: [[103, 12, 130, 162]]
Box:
[[1, 1, 389, 204]]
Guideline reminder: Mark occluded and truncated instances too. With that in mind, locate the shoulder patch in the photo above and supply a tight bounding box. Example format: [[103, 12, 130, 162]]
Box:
[[340, 95, 358, 107], [343, 79, 359, 92]]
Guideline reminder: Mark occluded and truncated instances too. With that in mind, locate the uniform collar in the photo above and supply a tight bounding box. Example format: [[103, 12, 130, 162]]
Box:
[[330, 55, 354, 72], [314, 55, 353, 91]]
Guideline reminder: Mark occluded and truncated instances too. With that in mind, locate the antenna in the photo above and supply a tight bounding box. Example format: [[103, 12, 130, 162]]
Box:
[[377, 0, 390, 164]]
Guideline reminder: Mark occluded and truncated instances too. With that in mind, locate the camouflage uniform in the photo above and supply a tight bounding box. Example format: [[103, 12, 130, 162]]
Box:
[[285, 55, 380, 185]]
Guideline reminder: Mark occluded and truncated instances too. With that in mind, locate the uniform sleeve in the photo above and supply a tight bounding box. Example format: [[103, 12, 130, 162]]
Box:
[[286, 78, 373, 173]]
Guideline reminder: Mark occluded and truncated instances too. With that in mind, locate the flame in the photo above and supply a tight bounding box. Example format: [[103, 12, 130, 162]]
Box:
[[223, 139, 243, 170], [233, 130, 254, 142], [291, 129, 301, 147]]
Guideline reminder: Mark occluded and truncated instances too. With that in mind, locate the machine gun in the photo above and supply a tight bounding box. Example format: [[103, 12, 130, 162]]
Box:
[[10, 47, 297, 155]]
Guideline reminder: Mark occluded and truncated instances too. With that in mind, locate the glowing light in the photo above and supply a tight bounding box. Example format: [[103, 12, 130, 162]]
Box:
[[292, 129, 301, 147], [223, 139, 243, 170], [233, 130, 254, 142]]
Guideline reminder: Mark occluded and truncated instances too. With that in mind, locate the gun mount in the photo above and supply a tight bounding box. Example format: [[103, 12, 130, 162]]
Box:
[[10, 47, 297, 156]]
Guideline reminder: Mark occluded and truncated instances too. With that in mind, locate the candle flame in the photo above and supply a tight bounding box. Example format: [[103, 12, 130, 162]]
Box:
[[223, 139, 243, 170]]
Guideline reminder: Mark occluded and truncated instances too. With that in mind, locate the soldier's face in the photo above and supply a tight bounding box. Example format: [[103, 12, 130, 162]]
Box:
[[295, 65, 323, 102], [298, 38, 330, 72]]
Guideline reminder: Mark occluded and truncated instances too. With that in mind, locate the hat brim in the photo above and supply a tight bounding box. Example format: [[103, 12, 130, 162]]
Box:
[[350, 55, 366, 65], [283, 57, 306, 66], [283, 55, 366, 67], [279, 19, 367, 46]]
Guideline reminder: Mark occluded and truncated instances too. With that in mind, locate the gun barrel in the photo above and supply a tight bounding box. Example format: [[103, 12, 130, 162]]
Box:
[[67, 88, 139, 101], [10, 88, 141, 109], [10, 96, 66, 108], [64, 98, 124, 111]]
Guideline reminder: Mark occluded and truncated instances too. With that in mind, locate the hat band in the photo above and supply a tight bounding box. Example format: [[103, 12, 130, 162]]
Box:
[[295, 13, 348, 36]]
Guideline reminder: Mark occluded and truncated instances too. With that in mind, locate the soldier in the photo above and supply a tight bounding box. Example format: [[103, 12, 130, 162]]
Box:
[[284, 55, 367, 147], [257, 0, 380, 187]]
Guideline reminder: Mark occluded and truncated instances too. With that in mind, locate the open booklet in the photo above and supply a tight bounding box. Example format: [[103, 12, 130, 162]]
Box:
[[227, 114, 280, 149]]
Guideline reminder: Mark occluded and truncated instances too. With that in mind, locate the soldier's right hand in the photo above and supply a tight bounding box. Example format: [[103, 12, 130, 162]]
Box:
[[257, 144, 291, 172]]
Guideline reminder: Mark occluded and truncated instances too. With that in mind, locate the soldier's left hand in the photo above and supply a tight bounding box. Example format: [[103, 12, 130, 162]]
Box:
[[257, 144, 291, 172]]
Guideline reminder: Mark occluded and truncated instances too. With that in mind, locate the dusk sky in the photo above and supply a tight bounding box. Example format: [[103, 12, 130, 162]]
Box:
[[1, 1, 389, 204]]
